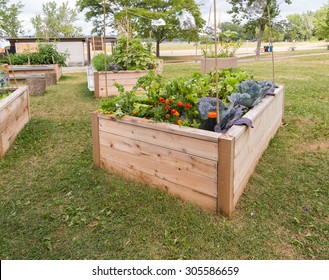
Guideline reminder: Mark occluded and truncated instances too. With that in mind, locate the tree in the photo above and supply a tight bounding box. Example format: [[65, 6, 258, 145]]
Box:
[[227, 0, 291, 59], [0, 0, 24, 37], [286, 12, 315, 41], [220, 21, 244, 39], [313, 2, 329, 40], [76, 0, 205, 57], [31, 1, 83, 38]]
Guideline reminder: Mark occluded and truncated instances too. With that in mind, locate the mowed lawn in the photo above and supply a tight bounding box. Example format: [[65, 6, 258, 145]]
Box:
[[0, 54, 328, 259]]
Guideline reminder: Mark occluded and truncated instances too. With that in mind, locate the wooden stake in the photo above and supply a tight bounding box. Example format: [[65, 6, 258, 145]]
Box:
[[214, 0, 220, 125], [204, 5, 212, 74], [5, 48, 18, 88], [103, 0, 108, 96], [267, 5, 275, 82]]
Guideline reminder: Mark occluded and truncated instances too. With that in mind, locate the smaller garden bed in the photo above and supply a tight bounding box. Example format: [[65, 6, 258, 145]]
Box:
[[200, 57, 238, 74], [93, 69, 156, 98], [0, 86, 30, 158], [9, 64, 62, 82]]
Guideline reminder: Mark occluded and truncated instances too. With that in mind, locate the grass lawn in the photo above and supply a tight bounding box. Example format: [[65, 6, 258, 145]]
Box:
[[0, 55, 328, 260]]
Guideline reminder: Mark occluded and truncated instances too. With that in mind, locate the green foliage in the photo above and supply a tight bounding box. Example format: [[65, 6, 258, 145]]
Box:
[[100, 68, 252, 127], [1, 43, 69, 66], [313, 2, 329, 40], [76, 0, 205, 57], [91, 53, 113, 71], [227, 0, 292, 57], [0, 0, 24, 37], [202, 31, 243, 58], [31, 1, 83, 38], [112, 37, 158, 70], [286, 12, 315, 41]]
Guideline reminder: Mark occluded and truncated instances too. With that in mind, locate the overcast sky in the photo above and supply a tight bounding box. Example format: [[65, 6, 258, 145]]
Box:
[[10, 0, 329, 36]]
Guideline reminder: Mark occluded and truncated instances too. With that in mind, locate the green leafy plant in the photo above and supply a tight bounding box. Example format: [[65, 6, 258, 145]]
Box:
[[1, 43, 69, 66], [202, 31, 243, 58], [100, 69, 254, 128], [91, 53, 113, 71], [112, 37, 158, 71]]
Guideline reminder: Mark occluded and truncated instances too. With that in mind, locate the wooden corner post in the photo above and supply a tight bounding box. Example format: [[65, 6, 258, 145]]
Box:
[[91, 112, 100, 167], [94, 72, 100, 98], [218, 134, 235, 216]]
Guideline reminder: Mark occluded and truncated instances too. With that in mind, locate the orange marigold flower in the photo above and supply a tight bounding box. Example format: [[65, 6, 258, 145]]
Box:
[[159, 97, 165, 103], [177, 101, 183, 107], [173, 111, 180, 117], [165, 114, 171, 118], [171, 109, 177, 114], [176, 119, 182, 125], [133, 111, 138, 115], [165, 99, 172, 104], [185, 103, 191, 109], [165, 105, 171, 110]]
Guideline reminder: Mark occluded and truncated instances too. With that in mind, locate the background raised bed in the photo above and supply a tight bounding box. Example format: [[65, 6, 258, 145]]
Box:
[[200, 57, 238, 74], [9, 64, 62, 82], [0, 86, 30, 158]]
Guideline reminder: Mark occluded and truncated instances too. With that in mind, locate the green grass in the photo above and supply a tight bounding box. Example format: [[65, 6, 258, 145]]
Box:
[[0, 55, 328, 260]]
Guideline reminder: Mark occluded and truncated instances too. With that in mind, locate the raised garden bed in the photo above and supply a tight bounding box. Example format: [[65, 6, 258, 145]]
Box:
[[200, 57, 238, 74], [0, 86, 30, 158], [93, 70, 153, 98], [92, 85, 284, 216], [9, 64, 62, 82]]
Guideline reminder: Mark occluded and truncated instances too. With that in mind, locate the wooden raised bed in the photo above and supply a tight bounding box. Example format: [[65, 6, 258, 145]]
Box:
[[94, 70, 156, 98], [9, 64, 62, 81], [200, 57, 238, 74], [92, 86, 284, 216], [0, 86, 30, 158]]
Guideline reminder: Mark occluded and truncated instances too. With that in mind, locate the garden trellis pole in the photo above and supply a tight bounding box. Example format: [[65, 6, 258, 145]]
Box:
[[267, 5, 275, 82], [103, 0, 108, 96], [214, 0, 220, 125]]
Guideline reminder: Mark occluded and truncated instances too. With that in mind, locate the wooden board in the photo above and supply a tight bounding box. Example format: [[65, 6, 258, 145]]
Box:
[[9, 64, 62, 81], [94, 70, 152, 98], [0, 86, 30, 158], [228, 86, 285, 208]]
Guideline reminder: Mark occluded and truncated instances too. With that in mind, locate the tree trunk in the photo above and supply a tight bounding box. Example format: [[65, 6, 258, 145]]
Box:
[[255, 22, 266, 60], [156, 40, 160, 58]]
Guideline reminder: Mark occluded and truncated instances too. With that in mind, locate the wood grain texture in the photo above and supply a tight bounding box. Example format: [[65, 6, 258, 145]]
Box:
[[0, 86, 30, 158]]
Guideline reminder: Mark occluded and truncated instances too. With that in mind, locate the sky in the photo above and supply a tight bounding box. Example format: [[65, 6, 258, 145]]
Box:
[[9, 0, 329, 36]]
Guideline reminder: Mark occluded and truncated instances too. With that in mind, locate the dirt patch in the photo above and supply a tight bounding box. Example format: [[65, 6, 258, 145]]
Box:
[[295, 139, 329, 154]]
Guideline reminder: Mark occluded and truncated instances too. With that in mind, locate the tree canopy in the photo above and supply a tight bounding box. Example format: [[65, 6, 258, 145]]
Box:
[[76, 0, 205, 57], [31, 1, 83, 38], [0, 0, 24, 37], [227, 0, 291, 59], [313, 1, 329, 40]]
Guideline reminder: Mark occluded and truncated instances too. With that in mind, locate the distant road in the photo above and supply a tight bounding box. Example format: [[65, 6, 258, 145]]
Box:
[[159, 42, 327, 57]]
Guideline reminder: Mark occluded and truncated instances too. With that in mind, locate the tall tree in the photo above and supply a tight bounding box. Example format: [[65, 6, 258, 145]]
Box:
[[313, 2, 329, 40], [227, 0, 291, 59], [0, 0, 24, 37], [286, 12, 315, 41], [31, 1, 83, 38], [76, 0, 205, 57]]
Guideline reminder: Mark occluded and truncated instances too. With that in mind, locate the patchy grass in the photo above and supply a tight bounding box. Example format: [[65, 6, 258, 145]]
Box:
[[0, 55, 328, 260]]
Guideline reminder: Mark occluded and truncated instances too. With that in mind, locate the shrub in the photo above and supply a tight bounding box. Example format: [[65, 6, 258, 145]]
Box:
[[112, 37, 158, 70], [92, 53, 113, 71], [1, 43, 69, 66]]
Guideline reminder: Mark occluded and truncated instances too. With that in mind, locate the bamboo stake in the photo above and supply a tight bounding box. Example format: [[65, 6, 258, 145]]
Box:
[[204, 5, 212, 74], [214, 0, 220, 125], [267, 5, 275, 82], [103, 0, 108, 96], [5, 48, 18, 88]]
